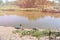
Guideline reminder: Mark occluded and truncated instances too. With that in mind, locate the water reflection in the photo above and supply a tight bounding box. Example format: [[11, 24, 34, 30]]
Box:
[[0, 15, 60, 29], [1, 11, 60, 20]]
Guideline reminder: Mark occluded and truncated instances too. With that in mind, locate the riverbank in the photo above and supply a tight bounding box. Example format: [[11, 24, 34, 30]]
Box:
[[0, 26, 59, 40]]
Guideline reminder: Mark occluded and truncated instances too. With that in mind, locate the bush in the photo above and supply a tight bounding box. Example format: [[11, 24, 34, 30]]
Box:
[[21, 30, 30, 36]]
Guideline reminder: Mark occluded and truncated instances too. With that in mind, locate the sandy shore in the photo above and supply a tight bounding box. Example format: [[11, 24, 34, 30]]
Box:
[[0, 26, 45, 40], [0, 26, 15, 40], [0, 26, 59, 40], [0, 26, 38, 40]]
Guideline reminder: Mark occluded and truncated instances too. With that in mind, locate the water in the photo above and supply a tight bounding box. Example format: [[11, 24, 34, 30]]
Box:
[[0, 15, 60, 29]]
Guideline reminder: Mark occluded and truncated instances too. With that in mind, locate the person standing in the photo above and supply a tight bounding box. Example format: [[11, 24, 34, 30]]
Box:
[[20, 24, 24, 30]]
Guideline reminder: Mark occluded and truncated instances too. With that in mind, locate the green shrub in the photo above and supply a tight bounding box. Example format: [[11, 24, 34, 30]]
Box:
[[21, 30, 30, 36]]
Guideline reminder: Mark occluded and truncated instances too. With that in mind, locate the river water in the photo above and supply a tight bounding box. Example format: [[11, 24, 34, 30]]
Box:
[[0, 13, 60, 29]]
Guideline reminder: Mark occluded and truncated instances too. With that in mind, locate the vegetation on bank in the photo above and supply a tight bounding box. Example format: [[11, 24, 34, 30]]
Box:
[[12, 29, 60, 40]]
